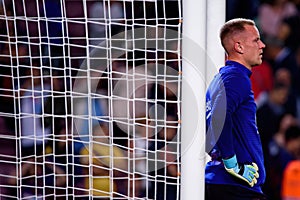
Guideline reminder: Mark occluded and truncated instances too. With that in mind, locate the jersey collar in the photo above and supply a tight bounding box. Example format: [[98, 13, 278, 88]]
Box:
[[225, 60, 252, 77]]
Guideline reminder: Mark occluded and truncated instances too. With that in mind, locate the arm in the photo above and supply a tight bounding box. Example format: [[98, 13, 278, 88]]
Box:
[[215, 74, 259, 187], [211, 75, 242, 159]]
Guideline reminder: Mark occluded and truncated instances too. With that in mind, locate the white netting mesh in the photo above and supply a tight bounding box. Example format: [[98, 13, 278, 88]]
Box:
[[0, 0, 182, 199]]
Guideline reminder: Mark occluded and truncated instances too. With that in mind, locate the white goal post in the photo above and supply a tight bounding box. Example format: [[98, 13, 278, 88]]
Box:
[[0, 0, 224, 199], [181, 0, 225, 199]]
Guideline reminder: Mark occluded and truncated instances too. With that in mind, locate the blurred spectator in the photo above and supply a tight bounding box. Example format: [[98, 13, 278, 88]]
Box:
[[112, 59, 155, 135], [263, 116, 300, 200], [41, 0, 64, 71], [73, 87, 105, 143], [257, 0, 297, 39], [226, 0, 259, 20], [250, 60, 274, 103], [44, 72, 71, 133], [275, 67, 293, 87], [274, 114, 298, 148], [281, 160, 300, 199], [45, 118, 84, 197], [277, 13, 300, 95], [88, 0, 125, 46], [7, 157, 66, 199], [150, 52, 180, 118], [20, 67, 51, 157], [127, 173, 146, 198], [0, 43, 29, 130], [278, 13, 300, 52], [121, 137, 148, 198], [256, 81, 291, 153], [148, 115, 179, 200], [284, 125, 300, 159], [263, 36, 300, 94], [79, 123, 127, 199], [274, 68, 299, 117], [290, 0, 300, 11]]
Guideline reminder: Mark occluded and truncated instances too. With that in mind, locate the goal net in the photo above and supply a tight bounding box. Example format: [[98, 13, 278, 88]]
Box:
[[0, 0, 182, 199]]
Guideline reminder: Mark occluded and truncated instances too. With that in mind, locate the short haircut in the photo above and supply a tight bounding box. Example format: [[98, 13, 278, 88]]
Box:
[[220, 18, 255, 51]]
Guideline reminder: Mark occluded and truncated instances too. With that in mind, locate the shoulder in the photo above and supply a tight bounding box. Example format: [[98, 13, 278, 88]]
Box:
[[220, 68, 252, 100], [220, 66, 251, 87]]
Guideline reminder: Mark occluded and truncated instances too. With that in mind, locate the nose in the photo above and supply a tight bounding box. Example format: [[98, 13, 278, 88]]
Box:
[[260, 41, 266, 49]]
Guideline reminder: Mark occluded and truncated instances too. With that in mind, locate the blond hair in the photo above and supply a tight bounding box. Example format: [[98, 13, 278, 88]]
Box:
[[220, 18, 255, 52]]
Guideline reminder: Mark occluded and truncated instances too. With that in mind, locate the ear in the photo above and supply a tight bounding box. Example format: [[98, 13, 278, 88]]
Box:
[[234, 42, 243, 54]]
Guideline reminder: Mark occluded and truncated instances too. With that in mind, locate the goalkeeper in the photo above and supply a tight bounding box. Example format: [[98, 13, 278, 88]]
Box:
[[205, 18, 267, 200]]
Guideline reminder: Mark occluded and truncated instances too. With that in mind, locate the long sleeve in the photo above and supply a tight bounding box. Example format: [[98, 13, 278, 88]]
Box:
[[205, 61, 265, 193], [216, 72, 250, 159]]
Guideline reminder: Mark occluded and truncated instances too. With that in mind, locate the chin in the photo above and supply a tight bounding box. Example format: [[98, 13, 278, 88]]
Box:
[[255, 60, 263, 66], [252, 62, 261, 67]]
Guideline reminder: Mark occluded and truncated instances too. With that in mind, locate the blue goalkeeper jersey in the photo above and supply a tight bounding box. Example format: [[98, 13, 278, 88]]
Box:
[[205, 60, 266, 194]]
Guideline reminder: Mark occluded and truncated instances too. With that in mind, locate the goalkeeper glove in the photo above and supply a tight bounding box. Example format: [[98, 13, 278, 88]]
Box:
[[223, 155, 259, 187]]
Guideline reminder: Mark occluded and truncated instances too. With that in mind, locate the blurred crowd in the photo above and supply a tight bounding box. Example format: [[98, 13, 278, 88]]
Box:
[[0, 0, 181, 199], [1, 0, 300, 199]]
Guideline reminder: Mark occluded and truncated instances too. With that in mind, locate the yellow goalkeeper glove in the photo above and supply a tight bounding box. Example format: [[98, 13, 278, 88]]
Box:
[[223, 155, 259, 187]]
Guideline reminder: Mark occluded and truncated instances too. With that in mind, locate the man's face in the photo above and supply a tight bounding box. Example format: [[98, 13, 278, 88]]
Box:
[[241, 25, 266, 67]]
